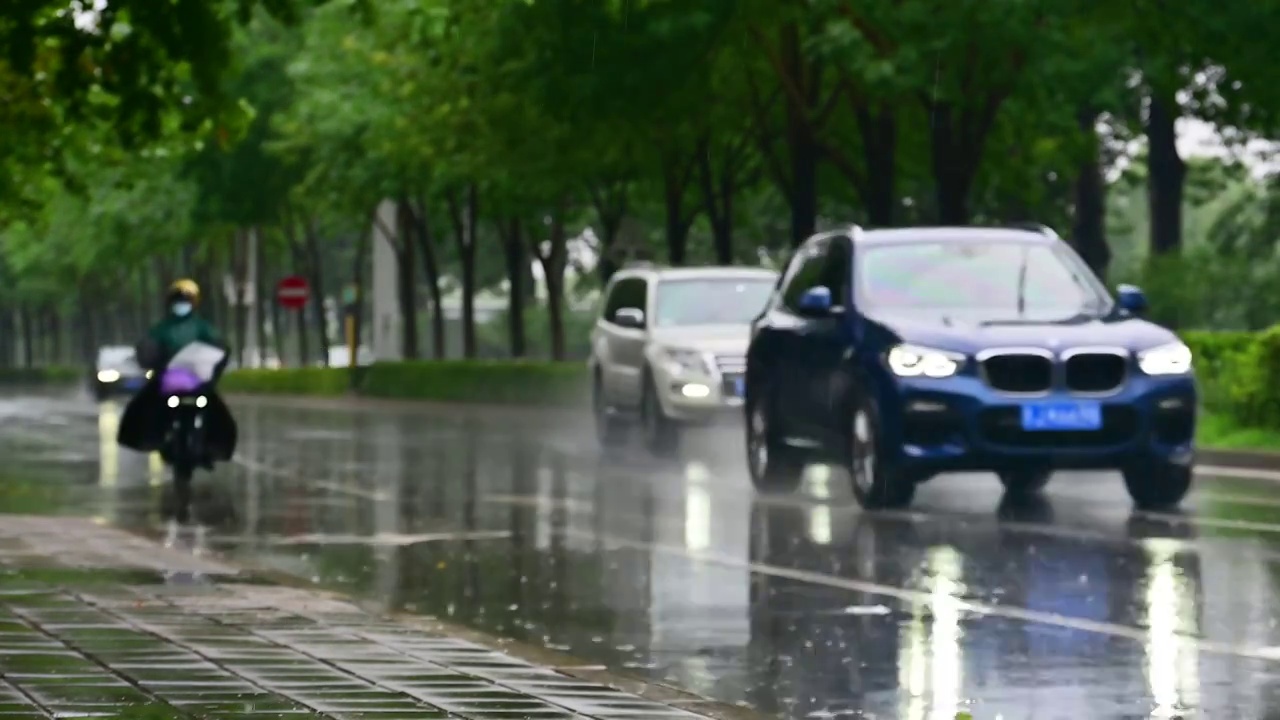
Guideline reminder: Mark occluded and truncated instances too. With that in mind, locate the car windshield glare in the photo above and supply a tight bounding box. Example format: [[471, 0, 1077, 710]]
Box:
[[857, 240, 1109, 320], [654, 278, 775, 327], [98, 347, 136, 366]]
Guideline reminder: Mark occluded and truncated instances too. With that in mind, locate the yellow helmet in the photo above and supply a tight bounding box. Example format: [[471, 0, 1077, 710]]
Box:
[[168, 278, 200, 304]]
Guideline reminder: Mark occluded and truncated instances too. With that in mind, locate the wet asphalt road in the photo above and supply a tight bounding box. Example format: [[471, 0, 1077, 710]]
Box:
[[6, 391, 1280, 718]]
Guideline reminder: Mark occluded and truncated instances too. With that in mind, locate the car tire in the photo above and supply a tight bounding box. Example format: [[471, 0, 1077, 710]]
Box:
[[745, 385, 805, 492], [640, 371, 679, 456], [847, 395, 917, 510], [93, 383, 109, 402], [1122, 462, 1193, 509], [592, 372, 626, 449], [997, 469, 1053, 497]]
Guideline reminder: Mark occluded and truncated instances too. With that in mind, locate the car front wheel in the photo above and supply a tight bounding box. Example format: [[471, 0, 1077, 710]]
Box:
[[641, 371, 679, 456], [745, 389, 805, 492], [847, 397, 917, 510], [997, 469, 1053, 497], [592, 372, 626, 449], [1122, 462, 1192, 509]]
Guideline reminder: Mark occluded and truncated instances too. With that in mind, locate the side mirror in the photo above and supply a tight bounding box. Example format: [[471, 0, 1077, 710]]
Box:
[[1116, 284, 1148, 315], [797, 286, 834, 315], [613, 307, 645, 329]]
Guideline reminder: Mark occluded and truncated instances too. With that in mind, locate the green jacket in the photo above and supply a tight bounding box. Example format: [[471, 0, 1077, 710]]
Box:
[[146, 314, 224, 366]]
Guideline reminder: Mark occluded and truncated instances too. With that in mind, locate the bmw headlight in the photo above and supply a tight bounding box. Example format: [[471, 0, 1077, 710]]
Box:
[[97, 370, 120, 383], [1138, 342, 1192, 376], [658, 347, 710, 377], [886, 344, 964, 379]]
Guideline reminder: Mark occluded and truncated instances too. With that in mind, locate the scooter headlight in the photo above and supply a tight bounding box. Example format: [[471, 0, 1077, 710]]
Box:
[[167, 396, 179, 408], [195, 396, 207, 408]]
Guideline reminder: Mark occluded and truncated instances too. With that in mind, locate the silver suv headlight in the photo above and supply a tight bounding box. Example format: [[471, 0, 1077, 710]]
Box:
[[658, 347, 710, 376], [1137, 342, 1192, 376], [886, 344, 964, 379]]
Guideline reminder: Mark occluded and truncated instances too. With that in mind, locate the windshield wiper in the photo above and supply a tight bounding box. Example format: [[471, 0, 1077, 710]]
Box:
[[1016, 245, 1028, 318]]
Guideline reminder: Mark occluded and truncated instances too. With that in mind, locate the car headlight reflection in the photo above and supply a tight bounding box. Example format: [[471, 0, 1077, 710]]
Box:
[[887, 344, 963, 379], [1138, 342, 1192, 376], [659, 347, 710, 376]]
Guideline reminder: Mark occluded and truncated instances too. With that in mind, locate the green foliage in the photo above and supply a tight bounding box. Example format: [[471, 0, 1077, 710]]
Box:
[[220, 366, 350, 395], [220, 360, 588, 405], [0, 366, 79, 384], [360, 360, 586, 405]]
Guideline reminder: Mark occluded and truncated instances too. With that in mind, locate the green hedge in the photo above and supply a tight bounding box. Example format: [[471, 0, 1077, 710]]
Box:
[[220, 360, 589, 406], [0, 366, 81, 384], [220, 367, 352, 396]]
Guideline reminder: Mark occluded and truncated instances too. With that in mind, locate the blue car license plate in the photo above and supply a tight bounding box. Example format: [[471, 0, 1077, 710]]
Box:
[[722, 374, 745, 397], [1020, 401, 1102, 431], [123, 378, 145, 390]]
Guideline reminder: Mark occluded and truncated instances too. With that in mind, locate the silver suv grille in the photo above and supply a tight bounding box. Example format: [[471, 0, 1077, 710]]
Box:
[[715, 355, 746, 374]]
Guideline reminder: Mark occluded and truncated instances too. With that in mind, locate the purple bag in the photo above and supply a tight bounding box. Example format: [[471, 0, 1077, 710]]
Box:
[[160, 367, 203, 394]]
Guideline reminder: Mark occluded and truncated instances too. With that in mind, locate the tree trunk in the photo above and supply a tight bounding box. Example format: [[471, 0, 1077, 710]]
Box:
[[928, 105, 974, 225], [49, 308, 62, 365], [230, 229, 250, 367], [303, 218, 331, 364], [590, 181, 628, 281], [857, 107, 897, 226], [283, 218, 312, 366], [447, 185, 479, 359], [698, 146, 739, 264], [19, 305, 33, 368], [254, 228, 268, 367], [1146, 89, 1185, 256], [500, 218, 528, 358], [780, 25, 819, 246], [1071, 107, 1111, 280], [390, 201, 420, 359], [532, 199, 569, 360], [349, 215, 371, 388], [661, 151, 698, 265], [407, 198, 446, 359]]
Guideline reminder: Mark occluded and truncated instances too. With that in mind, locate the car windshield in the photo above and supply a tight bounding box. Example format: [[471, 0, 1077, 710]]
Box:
[[654, 278, 775, 327], [857, 240, 1110, 321], [97, 347, 135, 366]]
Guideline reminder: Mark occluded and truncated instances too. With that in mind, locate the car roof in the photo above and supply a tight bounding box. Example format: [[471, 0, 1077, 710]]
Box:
[[853, 226, 1058, 246], [613, 264, 778, 281], [97, 345, 134, 356]]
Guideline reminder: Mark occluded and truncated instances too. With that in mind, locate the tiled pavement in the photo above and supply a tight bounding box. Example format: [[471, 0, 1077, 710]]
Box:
[[0, 516, 716, 720]]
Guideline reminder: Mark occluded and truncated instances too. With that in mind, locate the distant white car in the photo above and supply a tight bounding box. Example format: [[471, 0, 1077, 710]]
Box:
[[326, 345, 375, 368], [588, 263, 779, 454], [94, 345, 149, 400]]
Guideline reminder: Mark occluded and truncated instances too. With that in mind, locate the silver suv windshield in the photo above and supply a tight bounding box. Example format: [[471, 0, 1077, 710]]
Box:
[[97, 346, 136, 367], [654, 278, 775, 327], [856, 240, 1111, 321]]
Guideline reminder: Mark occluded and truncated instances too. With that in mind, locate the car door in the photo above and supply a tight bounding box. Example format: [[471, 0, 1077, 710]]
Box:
[[772, 241, 830, 426], [795, 236, 854, 433], [596, 276, 650, 409]]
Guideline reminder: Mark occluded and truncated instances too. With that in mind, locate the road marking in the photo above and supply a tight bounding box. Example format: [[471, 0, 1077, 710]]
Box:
[[481, 493, 1280, 662]]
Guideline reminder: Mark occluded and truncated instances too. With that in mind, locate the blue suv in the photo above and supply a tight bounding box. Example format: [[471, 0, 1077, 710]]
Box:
[[743, 225, 1196, 510]]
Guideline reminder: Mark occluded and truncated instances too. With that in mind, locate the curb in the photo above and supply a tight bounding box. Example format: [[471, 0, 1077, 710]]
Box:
[[1197, 447, 1280, 471]]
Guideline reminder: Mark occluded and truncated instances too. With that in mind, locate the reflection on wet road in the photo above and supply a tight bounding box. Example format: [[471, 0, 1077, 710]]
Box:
[[9, 391, 1280, 718]]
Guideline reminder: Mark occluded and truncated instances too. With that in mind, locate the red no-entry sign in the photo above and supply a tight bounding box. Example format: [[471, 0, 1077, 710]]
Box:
[[276, 275, 310, 310]]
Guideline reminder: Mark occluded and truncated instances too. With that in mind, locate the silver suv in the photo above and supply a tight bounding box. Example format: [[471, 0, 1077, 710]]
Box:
[[588, 263, 779, 454]]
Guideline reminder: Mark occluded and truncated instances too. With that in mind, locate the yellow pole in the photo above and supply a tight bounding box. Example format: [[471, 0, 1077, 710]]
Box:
[[345, 313, 356, 369]]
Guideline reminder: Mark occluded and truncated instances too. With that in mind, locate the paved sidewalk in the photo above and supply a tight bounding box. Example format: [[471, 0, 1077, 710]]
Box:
[[0, 516, 714, 720]]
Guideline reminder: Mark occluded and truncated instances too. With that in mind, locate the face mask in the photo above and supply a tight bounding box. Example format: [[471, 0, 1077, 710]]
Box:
[[171, 302, 193, 317]]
